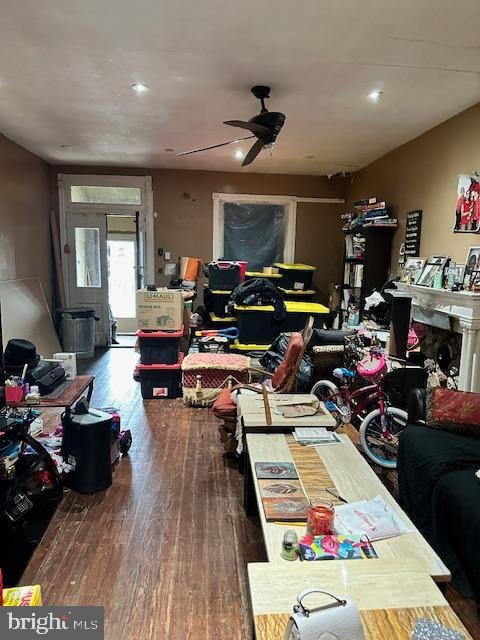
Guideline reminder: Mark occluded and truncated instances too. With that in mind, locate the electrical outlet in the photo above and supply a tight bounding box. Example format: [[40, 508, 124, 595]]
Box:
[[165, 263, 176, 276], [165, 251, 171, 260]]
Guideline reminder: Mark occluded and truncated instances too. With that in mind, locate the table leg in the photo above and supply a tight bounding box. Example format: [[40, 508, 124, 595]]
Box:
[[243, 445, 257, 517], [86, 378, 94, 403]]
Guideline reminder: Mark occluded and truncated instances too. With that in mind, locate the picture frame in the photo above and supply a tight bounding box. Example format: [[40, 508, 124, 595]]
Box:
[[464, 246, 480, 279], [401, 257, 426, 283], [416, 255, 449, 287]]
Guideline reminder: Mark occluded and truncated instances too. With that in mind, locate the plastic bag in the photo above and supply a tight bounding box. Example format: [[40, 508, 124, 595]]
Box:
[[333, 495, 413, 541]]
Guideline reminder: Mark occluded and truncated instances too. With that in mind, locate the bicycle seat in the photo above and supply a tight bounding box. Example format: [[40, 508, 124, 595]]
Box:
[[333, 367, 356, 379]]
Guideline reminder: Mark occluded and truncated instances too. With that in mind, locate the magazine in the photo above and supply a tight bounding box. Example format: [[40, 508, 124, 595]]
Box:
[[299, 534, 377, 561]]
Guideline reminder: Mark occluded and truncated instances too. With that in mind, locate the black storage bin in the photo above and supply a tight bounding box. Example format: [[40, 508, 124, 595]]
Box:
[[61, 402, 113, 494], [137, 353, 184, 399], [234, 304, 282, 344], [208, 261, 240, 290], [275, 263, 316, 291], [136, 327, 183, 364], [204, 287, 233, 318], [244, 271, 283, 284], [282, 301, 330, 332], [280, 288, 316, 303], [208, 311, 237, 329]]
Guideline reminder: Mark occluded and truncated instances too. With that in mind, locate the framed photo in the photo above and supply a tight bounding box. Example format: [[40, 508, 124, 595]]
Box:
[[464, 246, 480, 279], [416, 255, 449, 287], [401, 257, 426, 282]]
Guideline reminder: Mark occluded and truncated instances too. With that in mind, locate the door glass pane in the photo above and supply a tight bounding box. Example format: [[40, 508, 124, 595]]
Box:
[[223, 202, 286, 271], [75, 227, 101, 287], [71, 185, 141, 205], [107, 239, 136, 318]]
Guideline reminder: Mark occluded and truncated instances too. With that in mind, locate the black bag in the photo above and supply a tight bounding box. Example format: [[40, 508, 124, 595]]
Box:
[[28, 360, 66, 395], [260, 332, 313, 391], [228, 278, 286, 320]]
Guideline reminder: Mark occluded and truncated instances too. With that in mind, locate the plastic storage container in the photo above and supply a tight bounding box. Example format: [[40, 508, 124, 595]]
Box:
[[57, 308, 96, 359], [274, 263, 316, 291], [136, 327, 183, 364], [280, 288, 316, 302], [204, 287, 233, 318], [244, 271, 283, 283], [208, 311, 237, 329], [234, 304, 283, 344], [208, 261, 241, 290], [230, 339, 271, 353], [137, 353, 184, 399], [283, 301, 330, 331], [61, 403, 113, 493]]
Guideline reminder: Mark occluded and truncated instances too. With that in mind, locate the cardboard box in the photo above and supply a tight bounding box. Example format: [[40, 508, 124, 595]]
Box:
[[53, 352, 77, 381], [2, 584, 43, 606], [136, 289, 183, 331]]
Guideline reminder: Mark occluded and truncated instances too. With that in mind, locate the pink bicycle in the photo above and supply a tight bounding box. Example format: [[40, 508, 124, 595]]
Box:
[[311, 348, 407, 469]]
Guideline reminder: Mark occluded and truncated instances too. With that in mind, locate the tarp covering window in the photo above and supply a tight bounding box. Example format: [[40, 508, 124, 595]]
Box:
[[223, 203, 286, 271]]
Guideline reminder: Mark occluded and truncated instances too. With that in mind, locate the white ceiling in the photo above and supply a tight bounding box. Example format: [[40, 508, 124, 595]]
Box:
[[0, 0, 480, 175]]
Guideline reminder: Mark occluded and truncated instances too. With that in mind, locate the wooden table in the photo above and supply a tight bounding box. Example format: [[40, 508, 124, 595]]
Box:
[[17, 375, 95, 418], [238, 393, 336, 432], [245, 432, 450, 582], [248, 559, 471, 640]]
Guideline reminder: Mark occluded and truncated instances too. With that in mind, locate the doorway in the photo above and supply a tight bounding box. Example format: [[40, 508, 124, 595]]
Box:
[[58, 174, 154, 348]]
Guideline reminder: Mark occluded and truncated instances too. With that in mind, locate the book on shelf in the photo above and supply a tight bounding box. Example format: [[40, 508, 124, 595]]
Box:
[[355, 201, 386, 212], [353, 196, 377, 206]]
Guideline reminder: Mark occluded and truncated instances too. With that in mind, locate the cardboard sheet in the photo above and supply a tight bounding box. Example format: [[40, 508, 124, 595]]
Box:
[[0, 277, 61, 357]]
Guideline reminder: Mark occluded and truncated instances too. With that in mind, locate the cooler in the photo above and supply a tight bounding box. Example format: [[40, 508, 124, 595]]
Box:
[[208, 261, 241, 290], [283, 301, 330, 331], [280, 288, 316, 302], [136, 327, 183, 364], [137, 353, 184, 399], [274, 263, 316, 291], [234, 304, 283, 344]]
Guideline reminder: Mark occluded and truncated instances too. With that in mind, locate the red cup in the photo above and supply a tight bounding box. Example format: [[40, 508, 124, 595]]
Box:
[[307, 500, 335, 536], [5, 386, 25, 405]]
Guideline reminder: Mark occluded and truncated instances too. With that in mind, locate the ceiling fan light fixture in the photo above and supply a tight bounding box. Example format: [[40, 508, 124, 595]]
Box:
[[368, 89, 383, 102], [131, 82, 150, 95], [234, 149, 244, 160]]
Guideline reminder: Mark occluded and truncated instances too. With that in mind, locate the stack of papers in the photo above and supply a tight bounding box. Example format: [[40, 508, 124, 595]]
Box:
[[293, 428, 341, 446]]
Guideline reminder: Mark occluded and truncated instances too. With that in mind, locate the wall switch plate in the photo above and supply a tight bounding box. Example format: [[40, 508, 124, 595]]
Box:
[[165, 251, 171, 260], [165, 263, 176, 276]]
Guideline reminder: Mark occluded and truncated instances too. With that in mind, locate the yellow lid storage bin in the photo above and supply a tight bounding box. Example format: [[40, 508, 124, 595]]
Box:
[[230, 339, 271, 353], [204, 286, 233, 318], [284, 300, 330, 331], [244, 270, 282, 281], [233, 304, 282, 344], [274, 263, 316, 291], [280, 287, 316, 302]]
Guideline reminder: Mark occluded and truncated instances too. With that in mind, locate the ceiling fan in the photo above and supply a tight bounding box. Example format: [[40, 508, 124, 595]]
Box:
[[177, 85, 286, 167]]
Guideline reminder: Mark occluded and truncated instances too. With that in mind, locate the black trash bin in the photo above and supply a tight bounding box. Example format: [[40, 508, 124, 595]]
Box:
[[61, 399, 113, 493]]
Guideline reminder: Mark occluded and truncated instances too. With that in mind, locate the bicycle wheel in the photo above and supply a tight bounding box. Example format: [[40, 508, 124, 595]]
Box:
[[311, 380, 345, 427], [359, 406, 408, 469]]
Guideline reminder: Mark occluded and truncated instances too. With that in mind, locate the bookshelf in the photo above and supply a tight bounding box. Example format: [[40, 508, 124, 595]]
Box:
[[341, 226, 395, 325]]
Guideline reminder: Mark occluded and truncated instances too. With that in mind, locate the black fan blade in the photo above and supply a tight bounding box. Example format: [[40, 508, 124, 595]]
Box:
[[177, 135, 255, 156], [242, 138, 264, 167], [223, 120, 271, 137]]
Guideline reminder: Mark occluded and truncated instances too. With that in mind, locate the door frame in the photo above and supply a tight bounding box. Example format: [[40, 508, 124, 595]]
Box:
[[58, 173, 155, 308]]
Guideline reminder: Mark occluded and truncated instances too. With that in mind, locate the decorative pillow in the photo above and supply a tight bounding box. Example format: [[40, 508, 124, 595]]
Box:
[[426, 388, 480, 437]]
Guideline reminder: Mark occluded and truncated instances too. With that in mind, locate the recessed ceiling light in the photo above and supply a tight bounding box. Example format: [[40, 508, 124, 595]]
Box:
[[131, 83, 149, 95], [234, 149, 244, 160], [164, 148, 175, 152], [60, 144, 71, 149], [368, 90, 383, 102], [305, 155, 315, 159]]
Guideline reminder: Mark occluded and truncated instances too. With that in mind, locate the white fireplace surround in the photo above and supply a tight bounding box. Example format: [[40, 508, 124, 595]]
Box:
[[395, 283, 480, 393]]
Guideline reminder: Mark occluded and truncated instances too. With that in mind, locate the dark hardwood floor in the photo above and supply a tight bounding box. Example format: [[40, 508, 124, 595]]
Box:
[[22, 347, 265, 639], [21, 347, 479, 639]]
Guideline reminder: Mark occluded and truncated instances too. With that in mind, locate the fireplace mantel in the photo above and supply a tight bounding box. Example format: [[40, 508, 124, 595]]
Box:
[[394, 283, 480, 392]]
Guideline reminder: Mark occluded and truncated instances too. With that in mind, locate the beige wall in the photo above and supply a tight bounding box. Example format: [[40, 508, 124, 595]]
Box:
[[348, 102, 480, 272], [52, 166, 347, 302], [0, 134, 52, 303]]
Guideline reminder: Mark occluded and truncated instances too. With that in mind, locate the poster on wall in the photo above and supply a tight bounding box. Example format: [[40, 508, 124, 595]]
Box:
[[453, 172, 480, 233]]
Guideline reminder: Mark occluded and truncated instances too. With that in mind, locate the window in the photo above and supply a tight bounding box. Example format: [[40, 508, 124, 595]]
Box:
[[213, 194, 296, 269], [70, 185, 141, 205], [75, 228, 102, 287]]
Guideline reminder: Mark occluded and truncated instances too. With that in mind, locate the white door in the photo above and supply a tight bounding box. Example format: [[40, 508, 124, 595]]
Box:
[[67, 212, 109, 346]]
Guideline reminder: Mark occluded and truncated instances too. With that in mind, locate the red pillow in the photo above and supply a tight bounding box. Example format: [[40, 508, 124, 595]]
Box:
[[426, 388, 480, 437]]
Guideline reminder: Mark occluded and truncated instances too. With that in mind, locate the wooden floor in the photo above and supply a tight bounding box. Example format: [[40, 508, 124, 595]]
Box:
[[22, 347, 479, 639]]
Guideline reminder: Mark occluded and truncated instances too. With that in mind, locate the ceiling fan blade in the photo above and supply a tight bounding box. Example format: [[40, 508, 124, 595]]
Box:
[[223, 120, 271, 137], [176, 135, 255, 156], [242, 139, 264, 167]]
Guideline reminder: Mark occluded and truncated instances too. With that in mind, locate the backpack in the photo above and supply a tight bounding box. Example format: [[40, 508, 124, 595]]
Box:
[[228, 278, 286, 320]]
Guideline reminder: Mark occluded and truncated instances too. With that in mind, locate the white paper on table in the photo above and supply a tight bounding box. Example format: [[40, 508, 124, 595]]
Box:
[[334, 495, 413, 541]]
